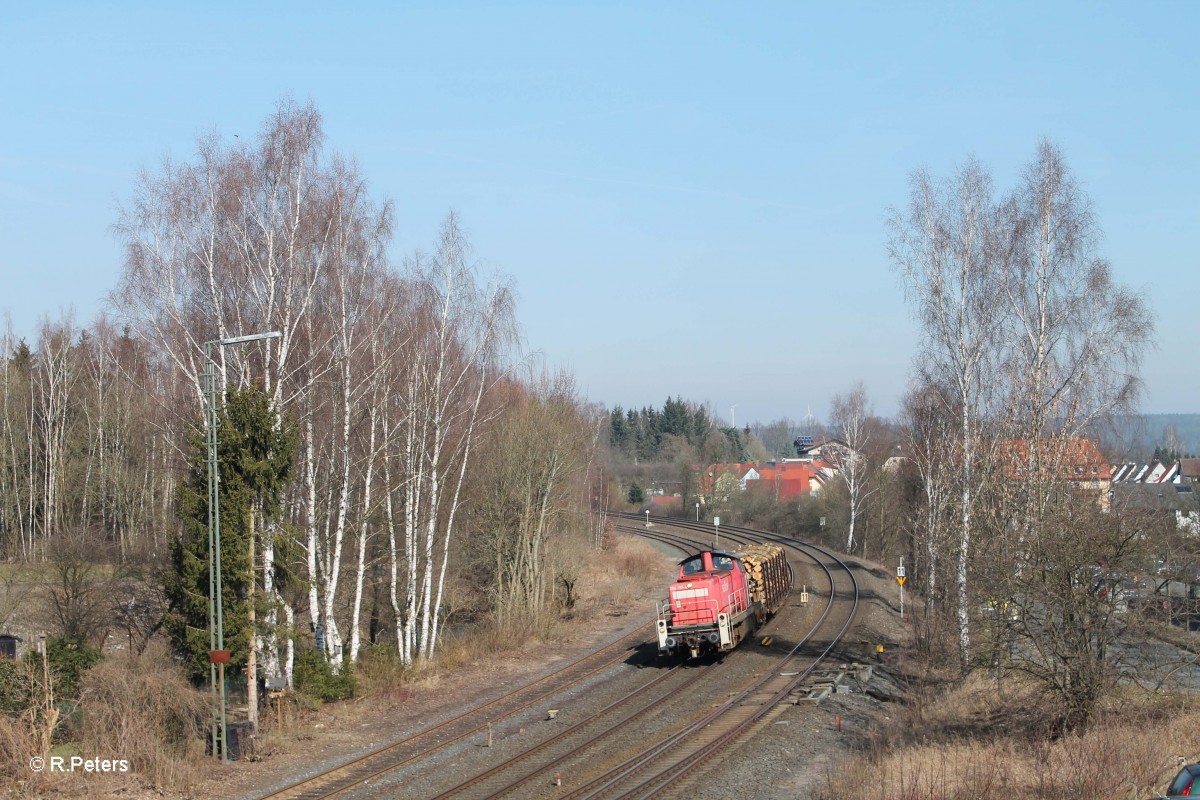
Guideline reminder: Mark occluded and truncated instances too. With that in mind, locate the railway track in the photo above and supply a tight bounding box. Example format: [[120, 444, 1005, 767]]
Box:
[[553, 514, 860, 800], [422, 526, 785, 799], [258, 519, 857, 800], [253, 533, 703, 800], [423, 519, 851, 800]]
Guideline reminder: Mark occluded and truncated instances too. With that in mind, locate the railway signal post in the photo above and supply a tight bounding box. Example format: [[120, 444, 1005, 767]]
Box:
[[897, 559, 906, 620]]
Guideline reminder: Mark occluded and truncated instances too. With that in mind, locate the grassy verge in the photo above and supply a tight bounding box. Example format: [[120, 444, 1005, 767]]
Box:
[[818, 673, 1200, 800]]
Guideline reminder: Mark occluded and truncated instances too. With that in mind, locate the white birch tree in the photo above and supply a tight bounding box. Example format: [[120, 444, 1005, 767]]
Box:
[[829, 382, 873, 555], [889, 160, 1005, 671]]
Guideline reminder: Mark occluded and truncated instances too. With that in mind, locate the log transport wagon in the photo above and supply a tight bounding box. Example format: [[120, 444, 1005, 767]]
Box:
[[655, 543, 791, 659]]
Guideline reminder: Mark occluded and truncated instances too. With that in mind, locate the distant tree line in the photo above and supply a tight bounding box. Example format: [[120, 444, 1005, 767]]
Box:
[[608, 397, 712, 460]]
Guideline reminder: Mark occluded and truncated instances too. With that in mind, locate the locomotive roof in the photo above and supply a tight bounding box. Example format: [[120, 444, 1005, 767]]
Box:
[[677, 549, 742, 566]]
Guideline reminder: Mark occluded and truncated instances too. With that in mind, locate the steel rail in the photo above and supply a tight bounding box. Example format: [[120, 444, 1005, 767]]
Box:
[[255, 575, 683, 799], [425, 664, 692, 799], [420, 525, 809, 800], [557, 514, 858, 800]]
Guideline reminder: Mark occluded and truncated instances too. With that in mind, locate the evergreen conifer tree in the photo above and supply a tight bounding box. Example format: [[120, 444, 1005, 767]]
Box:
[[164, 386, 297, 683]]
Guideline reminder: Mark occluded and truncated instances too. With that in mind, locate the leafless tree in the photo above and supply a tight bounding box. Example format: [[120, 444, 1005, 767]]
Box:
[[830, 382, 873, 554], [891, 142, 1155, 714], [901, 382, 957, 614], [977, 143, 1154, 725], [474, 371, 592, 630], [43, 531, 117, 647], [889, 159, 1006, 671], [0, 320, 34, 559], [396, 214, 516, 664], [996, 141, 1153, 558]]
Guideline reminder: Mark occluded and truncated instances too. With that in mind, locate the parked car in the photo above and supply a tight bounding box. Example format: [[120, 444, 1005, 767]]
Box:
[[1161, 762, 1200, 797]]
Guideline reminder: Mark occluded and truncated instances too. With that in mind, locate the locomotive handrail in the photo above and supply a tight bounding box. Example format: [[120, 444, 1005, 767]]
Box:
[[662, 585, 749, 626]]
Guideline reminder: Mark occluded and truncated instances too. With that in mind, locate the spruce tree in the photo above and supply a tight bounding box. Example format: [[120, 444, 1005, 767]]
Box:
[[164, 386, 297, 684]]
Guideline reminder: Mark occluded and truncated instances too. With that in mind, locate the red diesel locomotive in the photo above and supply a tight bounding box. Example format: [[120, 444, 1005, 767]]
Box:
[[655, 544, 791, 659]]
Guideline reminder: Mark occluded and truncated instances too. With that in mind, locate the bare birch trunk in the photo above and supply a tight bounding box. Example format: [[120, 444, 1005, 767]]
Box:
[[323, 366, 352, 664], [349, 405, 378, 663]]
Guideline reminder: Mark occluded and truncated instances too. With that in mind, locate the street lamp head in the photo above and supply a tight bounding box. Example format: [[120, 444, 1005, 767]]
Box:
[[212, 331, 282, 347]]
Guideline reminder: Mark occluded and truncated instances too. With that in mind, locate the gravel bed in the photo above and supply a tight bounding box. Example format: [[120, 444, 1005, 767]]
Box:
[[658, 553, 913, 800], [211, 538, 912, 800]]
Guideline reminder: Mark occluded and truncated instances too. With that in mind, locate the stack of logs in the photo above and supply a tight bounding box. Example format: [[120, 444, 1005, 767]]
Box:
[[740, 543, 790, 612]]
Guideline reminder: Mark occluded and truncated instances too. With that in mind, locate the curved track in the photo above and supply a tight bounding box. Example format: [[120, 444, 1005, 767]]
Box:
[[555, 514, 860, 800], [424, 525, 796, 799], [253, 534, 699, 800], [429, 517, 856, 800], [258, 518, 858, 800]]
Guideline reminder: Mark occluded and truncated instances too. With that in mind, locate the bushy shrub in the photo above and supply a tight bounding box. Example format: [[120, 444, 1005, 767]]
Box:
[[293, 649, 355, 701], [0, 659, 30, 713], [0, 713, 40, 786], [79, 647, 209, 788], [358, 643, 409, 693], [44, 638, 102, 699]]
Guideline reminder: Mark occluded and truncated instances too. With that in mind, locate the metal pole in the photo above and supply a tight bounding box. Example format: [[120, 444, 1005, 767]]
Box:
[[204, 343, 220, 760], [210, 342, 230, 762], [205, 331, 280, 762]]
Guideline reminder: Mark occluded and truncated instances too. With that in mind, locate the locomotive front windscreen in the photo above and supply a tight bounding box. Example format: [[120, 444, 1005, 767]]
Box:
[[681, 556, 704, 575]]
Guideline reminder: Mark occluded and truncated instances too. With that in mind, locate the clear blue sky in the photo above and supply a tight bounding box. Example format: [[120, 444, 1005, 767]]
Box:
[[2, 2, 1196, 425]]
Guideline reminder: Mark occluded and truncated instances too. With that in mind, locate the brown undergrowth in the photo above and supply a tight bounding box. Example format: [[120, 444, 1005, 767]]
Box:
[[326, 532, 671, 698], [819, 671, 1200, 800], [0, 643, 208, 798]]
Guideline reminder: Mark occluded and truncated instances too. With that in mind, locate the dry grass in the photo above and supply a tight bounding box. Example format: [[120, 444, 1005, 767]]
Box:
[[819, 674, 1200, 800], [0, 645, 208, 798], [76, 643, 210, 790], [432, 622, 542, 673], [0, 707, 46, 795], [572, 534, 672, 617], [343, 533, 669, 696]]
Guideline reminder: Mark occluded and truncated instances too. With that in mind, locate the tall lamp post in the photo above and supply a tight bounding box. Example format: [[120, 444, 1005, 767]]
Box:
[[206, 331, 280, 761]]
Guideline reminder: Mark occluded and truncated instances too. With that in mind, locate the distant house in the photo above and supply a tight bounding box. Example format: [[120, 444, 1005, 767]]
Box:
[[694, 459, 830, 505], [792, 434, 853, 464], [745, 461, 827, 501], [648, 480, 684, 513], [0, 634, 19, 661], [1000, 437, 1113, 510], [649, 494, 683, 513], [697, 463, 757, 504], [1111, 483, 1200, 535]]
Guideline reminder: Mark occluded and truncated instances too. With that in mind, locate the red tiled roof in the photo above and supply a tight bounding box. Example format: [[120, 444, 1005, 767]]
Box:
[[999, 438, 1113, 481], [749, 463, 823, 501]]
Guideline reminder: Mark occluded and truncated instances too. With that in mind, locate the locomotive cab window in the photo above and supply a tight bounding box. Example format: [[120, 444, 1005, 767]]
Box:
[[712, 555, 735, 571], [681, 556, 705, 576]]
